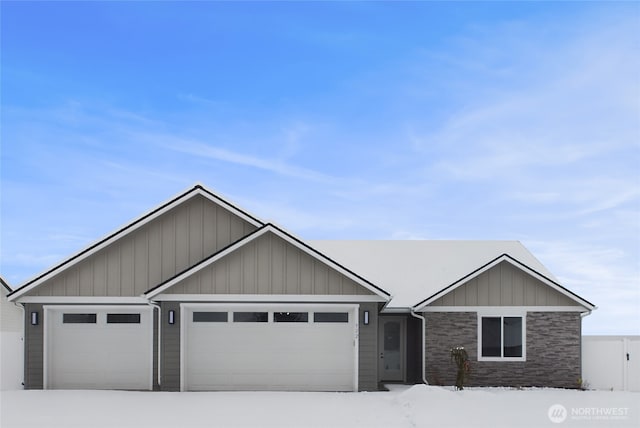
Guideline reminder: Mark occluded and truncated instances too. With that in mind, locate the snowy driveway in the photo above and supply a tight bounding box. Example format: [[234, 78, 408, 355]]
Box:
[[1, 385, 637, 428]]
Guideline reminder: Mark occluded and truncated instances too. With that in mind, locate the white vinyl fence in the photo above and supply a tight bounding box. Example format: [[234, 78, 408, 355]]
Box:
[[582, 335, 640, 392]]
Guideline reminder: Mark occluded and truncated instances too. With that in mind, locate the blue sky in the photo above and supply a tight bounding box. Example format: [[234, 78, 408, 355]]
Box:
[[1, 1, 638, 334]]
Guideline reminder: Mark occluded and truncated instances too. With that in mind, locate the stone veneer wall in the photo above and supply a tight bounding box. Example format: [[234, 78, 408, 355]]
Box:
[[424, 312, 581, 388]]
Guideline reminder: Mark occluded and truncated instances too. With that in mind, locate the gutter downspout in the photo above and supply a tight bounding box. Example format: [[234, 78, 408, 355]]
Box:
[[410, 310, 429, 385], [12, 302, 26, 387], [147, 300, 162, 389]]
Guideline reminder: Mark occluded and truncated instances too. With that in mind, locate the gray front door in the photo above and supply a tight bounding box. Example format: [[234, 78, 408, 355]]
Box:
[[379, 317, 406, 382]]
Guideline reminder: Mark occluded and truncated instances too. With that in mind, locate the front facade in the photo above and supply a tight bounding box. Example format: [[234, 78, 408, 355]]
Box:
[[8, 185, 594, 391], [418, 258, 587, 388]]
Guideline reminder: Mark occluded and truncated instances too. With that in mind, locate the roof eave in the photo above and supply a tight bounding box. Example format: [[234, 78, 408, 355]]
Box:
[[412, 254, 596, 312], [7, 184, 265, 301], [145, 223, 392, 301]]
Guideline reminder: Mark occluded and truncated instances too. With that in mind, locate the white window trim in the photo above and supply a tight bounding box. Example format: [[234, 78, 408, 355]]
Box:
[[477, 309, 527, 362]]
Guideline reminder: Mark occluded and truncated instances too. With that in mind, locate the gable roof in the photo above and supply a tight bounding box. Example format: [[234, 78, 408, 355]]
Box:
[[310, 240, 594, 311], [145, 223, 391, 300], [8, 185, 264, 301], [413, 253, 595, 311], [1, 276, 11, 293]]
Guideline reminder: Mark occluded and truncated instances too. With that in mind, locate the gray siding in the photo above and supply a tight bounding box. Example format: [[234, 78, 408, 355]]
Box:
[[358, 302, 379, 391], [430, 261, 577, 307], [424, 311, 582, 388], [167, 232, 374, 296], [23, 304, 161, 390], [152, 307, 159, 390], [27, 195, 257, 297], [160, 302, 180, 391], [158, 302, 380, 392], [24, 303, 43, 389]]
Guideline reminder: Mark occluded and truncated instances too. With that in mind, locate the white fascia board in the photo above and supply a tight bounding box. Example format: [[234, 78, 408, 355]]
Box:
[[17, 296, 150, 304], [421, 305, 590, 313], [413, 255, 595, 312], [147, 224, 391, 301], [9, 185, 264, 302], [380, 307, 412, 314], [43, 304, 153, 311], [152, 294, 386, 303]]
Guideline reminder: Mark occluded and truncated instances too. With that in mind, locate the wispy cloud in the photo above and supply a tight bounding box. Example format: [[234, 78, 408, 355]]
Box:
[[528, 239, 640, 334], [158, 136, 337, 184]]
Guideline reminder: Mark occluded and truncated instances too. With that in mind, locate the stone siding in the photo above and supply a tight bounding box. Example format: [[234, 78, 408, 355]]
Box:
[[424, 312, 581, 388]]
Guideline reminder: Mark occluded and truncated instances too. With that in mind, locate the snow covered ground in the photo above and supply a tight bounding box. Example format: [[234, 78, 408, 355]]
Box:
[[1, 385, 637, 428]]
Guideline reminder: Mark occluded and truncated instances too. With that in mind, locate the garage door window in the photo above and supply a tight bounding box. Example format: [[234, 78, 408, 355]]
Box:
[[107, 313, 141, 324], [63, 313, 97, 323], [314, 312, 349, 323], [193, 312, 228, 322], [274, 312, 308, 322], [233, 312, 268, 322]]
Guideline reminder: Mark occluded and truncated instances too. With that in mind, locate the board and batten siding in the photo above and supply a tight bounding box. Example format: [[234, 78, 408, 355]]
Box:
[[26, 195, 257, 297], [161, 302, 181, 391], [358, 302, 379, 391], [23, 303, 43, 389], [429, 261, 576, 307], [166, 232, 374, 296]]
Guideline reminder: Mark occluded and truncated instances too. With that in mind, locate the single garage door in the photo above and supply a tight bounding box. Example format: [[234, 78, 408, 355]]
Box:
[[45, 306, 153, 390], [182, 304, 358, 391]]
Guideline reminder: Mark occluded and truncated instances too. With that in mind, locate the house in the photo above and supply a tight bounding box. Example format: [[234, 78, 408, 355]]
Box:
[[1, 276, 24, 390], [7, 184, 595, 391]]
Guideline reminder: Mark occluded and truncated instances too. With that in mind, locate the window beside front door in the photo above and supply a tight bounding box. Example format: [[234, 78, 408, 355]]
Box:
[[478, 315, 525, 361]]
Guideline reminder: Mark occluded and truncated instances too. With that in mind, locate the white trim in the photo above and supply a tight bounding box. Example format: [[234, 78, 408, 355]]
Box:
[[413, 255, 595, 312], [43, 305, 154, 390], [354, 303, 359, 392], [153, 293, 386, 303], [422, 306, 588, 313], [180, 303, 186, 392], [17, 296, 149, 304], [9, 185, 264, 301], [380, 307, 412, 314], [43, 306, 49, 389], [477, 311, 527, 362], [179, 302, 359, 392], [146, 224, 391, 301]]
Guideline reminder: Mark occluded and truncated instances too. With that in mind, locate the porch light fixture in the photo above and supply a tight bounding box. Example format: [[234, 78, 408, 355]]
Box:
[[168, 310, 175, 325], [363, 311, 369, 325], [31, 311, 39, 326]]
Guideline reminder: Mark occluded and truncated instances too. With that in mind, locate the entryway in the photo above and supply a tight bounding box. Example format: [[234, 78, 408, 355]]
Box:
[[379, 317, 406, 382]]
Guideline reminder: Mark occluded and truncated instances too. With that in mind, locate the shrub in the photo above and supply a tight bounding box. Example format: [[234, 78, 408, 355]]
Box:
[[450, 346, 470, 390]]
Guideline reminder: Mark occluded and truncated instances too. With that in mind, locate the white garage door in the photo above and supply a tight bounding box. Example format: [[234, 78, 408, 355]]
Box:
[[182, 304, 358, 392], [45, 306, 153, 390]]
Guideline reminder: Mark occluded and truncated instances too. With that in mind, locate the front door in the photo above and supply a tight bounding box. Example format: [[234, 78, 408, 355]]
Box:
[[379, 317, 406, 382]]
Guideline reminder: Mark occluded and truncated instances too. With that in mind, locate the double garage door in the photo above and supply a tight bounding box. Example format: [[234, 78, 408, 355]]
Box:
[[45, 306, 153, 390], [182, 304, 358, 392], [44, 304, 358, 391]]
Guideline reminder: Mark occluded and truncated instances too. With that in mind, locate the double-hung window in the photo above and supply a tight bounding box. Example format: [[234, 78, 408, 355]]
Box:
[[478, 314, 525, 361]]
